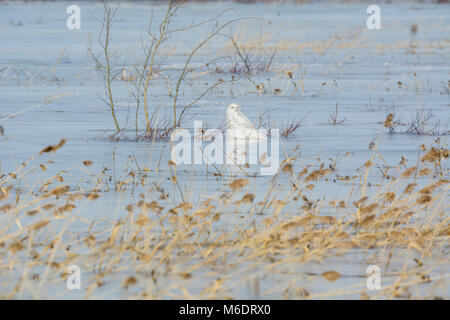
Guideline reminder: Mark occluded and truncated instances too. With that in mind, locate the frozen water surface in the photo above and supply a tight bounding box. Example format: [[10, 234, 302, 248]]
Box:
[[0, 1, 448, 299]]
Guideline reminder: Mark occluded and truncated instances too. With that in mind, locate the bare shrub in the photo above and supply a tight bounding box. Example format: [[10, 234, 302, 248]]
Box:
[[90, 0, 243, 140], [217, 33, 277, 76], [281, 111, 310, 137], [329, 103, 345, 125], [384, 107, 449, 136], [257, 111, 309, 138], [405, 108, 433, 135]]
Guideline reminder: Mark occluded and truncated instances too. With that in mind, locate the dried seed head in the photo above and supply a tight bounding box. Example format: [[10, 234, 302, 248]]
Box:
[[241, 193, 255, 203], [321, 271, 341, 282], [417, 195, 432, 204], [39, 139, 66, 154], [229, 178, 250, 191], [123, 276, 138, 288], [49, 185, 70, 197], [421, 148, 440, 162], [282, 163, 293, 174], [404, 183, 417, 194], [384, 113, 394, 128]]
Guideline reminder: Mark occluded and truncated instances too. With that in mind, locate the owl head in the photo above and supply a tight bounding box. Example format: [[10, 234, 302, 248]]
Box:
[[227, 103, 241, 112]]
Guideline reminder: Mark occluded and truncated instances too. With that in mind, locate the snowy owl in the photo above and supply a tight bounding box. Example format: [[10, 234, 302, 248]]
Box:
[[226, 103, 267, 140]]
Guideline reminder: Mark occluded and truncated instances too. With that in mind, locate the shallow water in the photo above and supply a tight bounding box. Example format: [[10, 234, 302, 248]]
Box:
[[0, 1, 449, 299]]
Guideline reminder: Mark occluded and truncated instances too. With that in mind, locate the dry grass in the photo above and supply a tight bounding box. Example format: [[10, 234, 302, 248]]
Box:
[[0, 137, 448, 299], [383, 110, 449, 136]]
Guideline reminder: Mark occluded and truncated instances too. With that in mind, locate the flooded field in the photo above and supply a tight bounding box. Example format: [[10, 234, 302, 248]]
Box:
[[0, 1, 449, 299]]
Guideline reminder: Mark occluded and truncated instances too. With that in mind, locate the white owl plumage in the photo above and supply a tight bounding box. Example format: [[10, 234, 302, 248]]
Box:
[[226, 103, 267, 140]]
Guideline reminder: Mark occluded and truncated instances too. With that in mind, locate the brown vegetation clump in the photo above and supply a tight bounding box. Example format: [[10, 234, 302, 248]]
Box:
[[39, 139, 66, 154]]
